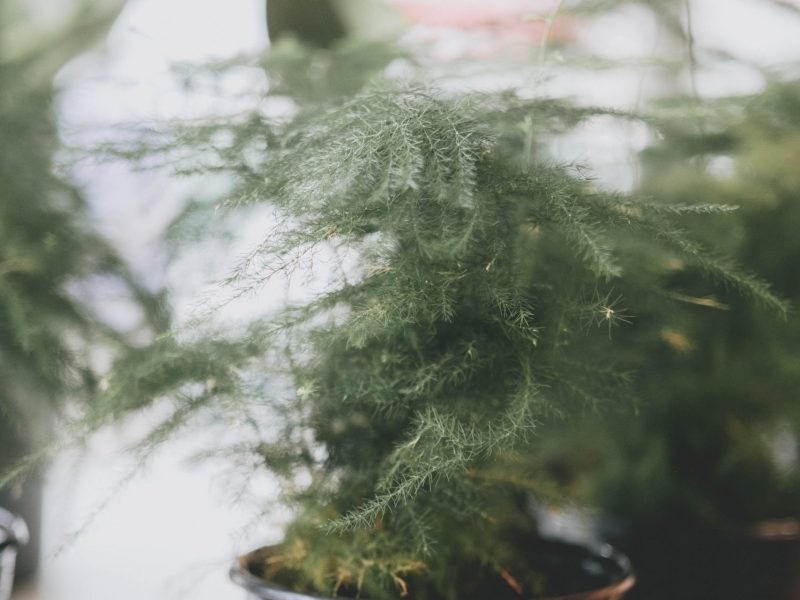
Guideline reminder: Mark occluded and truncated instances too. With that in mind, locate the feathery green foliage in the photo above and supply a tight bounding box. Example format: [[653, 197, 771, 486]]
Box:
[[70, 39, 789, 599]]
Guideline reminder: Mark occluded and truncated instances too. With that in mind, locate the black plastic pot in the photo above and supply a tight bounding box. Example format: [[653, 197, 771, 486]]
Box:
[[0, 419, 43, 584], [231, 539, 635, 600], [0, 508, 29, 600]]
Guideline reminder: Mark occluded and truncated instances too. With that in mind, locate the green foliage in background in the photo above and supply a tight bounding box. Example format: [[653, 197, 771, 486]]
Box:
[[0, 0, 165, 462], [541, 79, 800, 529], [68, 38, 790, 599]]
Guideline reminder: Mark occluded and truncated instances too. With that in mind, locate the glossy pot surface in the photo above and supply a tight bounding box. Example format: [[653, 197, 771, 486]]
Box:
[[231, 539, 635, 600], [0, 508, 29, 600]]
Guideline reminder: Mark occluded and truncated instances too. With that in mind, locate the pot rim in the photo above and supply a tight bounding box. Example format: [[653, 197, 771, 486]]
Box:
[[542, 539, 635, 600], [545, 574, 635, 600], [230, 553, 334, 600], [231, 538, 636, 600], [0, 507, 28, 550], [748, 517, 800, 541]]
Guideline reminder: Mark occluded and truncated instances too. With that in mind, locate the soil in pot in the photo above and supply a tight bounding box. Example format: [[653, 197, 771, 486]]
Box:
[[231, 537, 635, 600]]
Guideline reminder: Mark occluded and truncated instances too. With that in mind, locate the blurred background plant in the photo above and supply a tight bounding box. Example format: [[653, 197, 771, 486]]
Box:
[[515, 3, 800, 595], [0, 0, 167, 585], [586, 79, 800, 527], [533, 77, 800, 600]]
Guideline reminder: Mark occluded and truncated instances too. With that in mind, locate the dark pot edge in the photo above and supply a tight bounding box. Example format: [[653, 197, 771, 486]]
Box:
[[748, 517, 800, 541], [0, 508, 28, 549], [229, 554, 335, 600], [542, 539, 635, 600], [546, 574, 636, 600]]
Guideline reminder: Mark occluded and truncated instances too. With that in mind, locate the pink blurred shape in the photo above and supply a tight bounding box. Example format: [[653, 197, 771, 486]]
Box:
[[391, 0, 571, 41]]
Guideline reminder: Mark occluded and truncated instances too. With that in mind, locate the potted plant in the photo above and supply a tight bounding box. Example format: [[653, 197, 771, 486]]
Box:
[[62, 28, 791, 599]]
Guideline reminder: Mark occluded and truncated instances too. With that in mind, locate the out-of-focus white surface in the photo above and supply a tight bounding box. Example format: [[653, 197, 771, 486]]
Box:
[[12, 1, 800, 599], [38, 428, 281, 600], [17, 2, 272, 599], [57, 0, 269, 293]]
